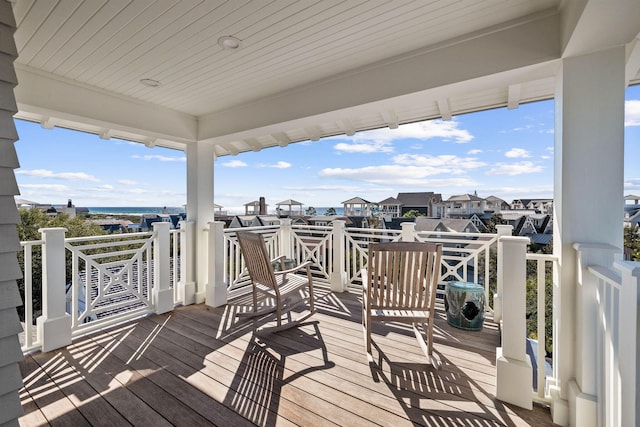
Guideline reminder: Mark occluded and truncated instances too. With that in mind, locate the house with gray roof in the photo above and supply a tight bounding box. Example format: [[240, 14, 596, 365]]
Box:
[[395, 192, 442, 217]]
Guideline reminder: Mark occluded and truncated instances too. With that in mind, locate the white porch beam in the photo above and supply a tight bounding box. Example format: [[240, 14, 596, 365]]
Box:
[[14, 65, 197, 148], [436, 98, 452, 121], [552, 46, 626, 427], [507, 84, 521, 110], [197, 12, 560, 143], [626, 37, 640, 85], [381, 110, 399, 129]]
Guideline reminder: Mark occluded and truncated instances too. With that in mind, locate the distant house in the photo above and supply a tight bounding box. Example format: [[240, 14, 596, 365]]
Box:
[[415, 217, 480, 233], [228, 215, 281, 228], [511, 198, 554, 214], [377, 197, 403, 219], [443, 193, 486, 218], [484, 195, 509, 213], [342, 197, 374, 217], [276, 199, 304, 217], [395, 192, 442, 217], [245, 197, 268, 215]]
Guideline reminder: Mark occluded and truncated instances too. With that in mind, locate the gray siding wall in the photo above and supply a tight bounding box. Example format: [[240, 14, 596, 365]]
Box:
[[0, 1, 24, 426]]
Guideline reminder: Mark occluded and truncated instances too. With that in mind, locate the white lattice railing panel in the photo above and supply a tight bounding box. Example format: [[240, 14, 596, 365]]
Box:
[[224, 226, 281, 293], [291, 226, 333, 282], [66, 233, 155, 333]]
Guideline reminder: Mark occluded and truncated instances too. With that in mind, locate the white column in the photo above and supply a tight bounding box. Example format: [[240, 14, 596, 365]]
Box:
[[152, 222, 173, 314], [330, 220, 346, 292], [616, 260, 640, 427], [37, 227, 72, 352], [186, 142, 216, 304], [400, 222, 416, 241], [495, 235, 532, 409], [553, 46, 625, 426], [493, 225, 513, 324], [205, 221, 227, 307], [178, 220, 196, 305]]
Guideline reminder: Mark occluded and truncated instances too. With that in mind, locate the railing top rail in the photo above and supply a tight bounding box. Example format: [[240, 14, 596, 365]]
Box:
[[65, 232, 154, 243], [526, 253, 558, 262], [20, 239, 44, 247], [587, 264, 622, 289]]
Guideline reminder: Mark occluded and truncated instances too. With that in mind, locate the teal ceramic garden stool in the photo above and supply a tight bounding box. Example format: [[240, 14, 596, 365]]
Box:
[[444, 281, 486, 331]]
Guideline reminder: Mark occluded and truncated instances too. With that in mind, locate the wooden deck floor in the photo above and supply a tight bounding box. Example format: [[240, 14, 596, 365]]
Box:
[[19, 288, 554, 426]]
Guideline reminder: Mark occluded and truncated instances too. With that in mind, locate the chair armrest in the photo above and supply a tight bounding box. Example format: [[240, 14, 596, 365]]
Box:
[[274, 260, 312, 276]]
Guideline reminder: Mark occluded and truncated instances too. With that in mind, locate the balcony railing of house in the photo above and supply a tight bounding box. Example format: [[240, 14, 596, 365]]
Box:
[[18, 218, 640, 419]]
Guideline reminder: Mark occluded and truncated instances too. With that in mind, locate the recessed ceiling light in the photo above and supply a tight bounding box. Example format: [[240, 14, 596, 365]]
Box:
[[218, 36, 242, 51], [140, 78, 161, 87]]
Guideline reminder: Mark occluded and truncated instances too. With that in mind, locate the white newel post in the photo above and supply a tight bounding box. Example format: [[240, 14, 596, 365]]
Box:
[[493, 225, 514, 324], [178, 220, 196, 305], [400, 222, 416, 241], [572, 243, 619, 427], [153, 222, 173, 314], [37, 227, 72, 352], [205, 221, 227, 307], [279, 218, 293, 258], [496, 235, 532, 409], [330, 220, 346, 292], [616, 260, 640, 427]]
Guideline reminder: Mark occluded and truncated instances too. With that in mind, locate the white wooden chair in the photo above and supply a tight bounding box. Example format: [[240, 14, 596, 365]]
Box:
[[362, 241, 442, 364], [236, 231, 315, 333]]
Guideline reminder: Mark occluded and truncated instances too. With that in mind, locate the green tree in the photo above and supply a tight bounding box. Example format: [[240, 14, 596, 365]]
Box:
[[17, 209, 106, 322], [624, 226, 640, 261], [325, 207, 337, 216], [305, 206, 317, 216], [483, 214, 504, 234], [402, 209, 422, 218]]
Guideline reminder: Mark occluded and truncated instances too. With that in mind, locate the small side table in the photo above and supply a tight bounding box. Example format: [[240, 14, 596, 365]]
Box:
[[444, 281, 486, 331]]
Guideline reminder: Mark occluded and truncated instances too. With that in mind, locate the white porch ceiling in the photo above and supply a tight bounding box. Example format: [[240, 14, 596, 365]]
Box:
[[9, 0, 640, 156]]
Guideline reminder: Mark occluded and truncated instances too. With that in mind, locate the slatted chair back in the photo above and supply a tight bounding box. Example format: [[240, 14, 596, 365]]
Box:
[[366, 241, 442, 313], [236, 231, 280, 297]]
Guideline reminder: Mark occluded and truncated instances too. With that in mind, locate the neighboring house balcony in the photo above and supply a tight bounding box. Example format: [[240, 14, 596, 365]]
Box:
[[18, 220, 640, 425]]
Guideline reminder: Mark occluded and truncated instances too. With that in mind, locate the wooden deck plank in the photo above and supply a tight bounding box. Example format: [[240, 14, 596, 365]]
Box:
[[175, 295, 535, 426], [19, 288, 554, 427]]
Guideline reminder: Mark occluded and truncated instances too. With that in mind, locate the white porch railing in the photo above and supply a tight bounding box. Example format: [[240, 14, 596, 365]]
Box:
[[20, 218, 582, 416], [19, 222, 186, 353], [573, 243, 640, 427]]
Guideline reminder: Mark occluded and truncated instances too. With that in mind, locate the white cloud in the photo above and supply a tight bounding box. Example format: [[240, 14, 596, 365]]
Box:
[[505, 148, 531, 158], [16, 169, 100, 182], [332, 120, 474, 154], [467, 149, 482, 155], [318, 153, 486, 186], [117, 179, 138, 185], [131, 154, 186, 162], [334, 141, 394, 154], [261, 161, 292, 169], [19, 183, 70, 192], [221, 160, 248, 168], [486, 161, 543, 176], [626, 100, 640, 126]]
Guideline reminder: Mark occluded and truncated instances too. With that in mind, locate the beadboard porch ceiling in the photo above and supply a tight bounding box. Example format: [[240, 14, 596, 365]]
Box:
[[9, 0, 640, 155]]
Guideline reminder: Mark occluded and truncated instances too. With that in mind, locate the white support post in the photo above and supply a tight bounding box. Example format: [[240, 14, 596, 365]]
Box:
[[153, 222, 173, 314], [36, 227, 72, 353], [400, 222, 416, 241], [493, 225, 513, 324], [616, 260, 640, 427], [279, 218, 293, 258], [553, 46, 625, 426], [496, 235, 532, 409], [186, 142, 216, 304], [571, 243, 619, 427], [205, 221, 227, 307], [330, 220, 346, 292], [178, 220, 196, 305]]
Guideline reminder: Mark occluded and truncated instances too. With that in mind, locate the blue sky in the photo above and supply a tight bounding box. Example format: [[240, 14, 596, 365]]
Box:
[[14, 85, 640, 214]]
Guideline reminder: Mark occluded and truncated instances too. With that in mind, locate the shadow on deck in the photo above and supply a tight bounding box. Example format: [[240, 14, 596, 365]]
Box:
[[19, 288, 554, 426]]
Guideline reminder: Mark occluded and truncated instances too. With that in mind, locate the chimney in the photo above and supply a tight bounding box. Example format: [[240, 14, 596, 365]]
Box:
[[259, 197, 266, 215]]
